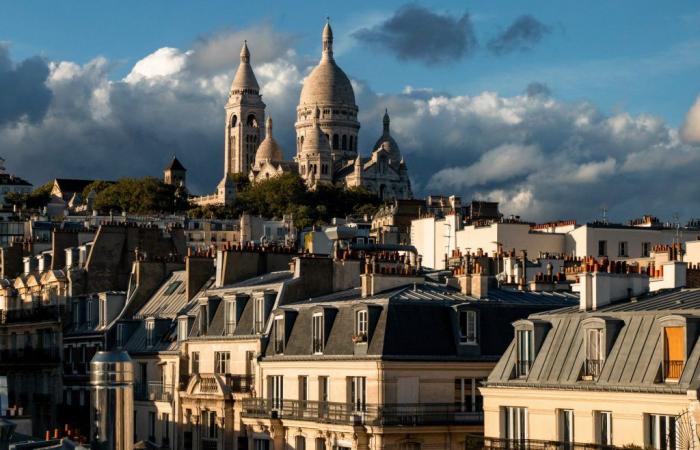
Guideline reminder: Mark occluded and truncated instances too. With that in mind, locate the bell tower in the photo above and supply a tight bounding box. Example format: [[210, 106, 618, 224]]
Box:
[[224, 41, 266, 175]]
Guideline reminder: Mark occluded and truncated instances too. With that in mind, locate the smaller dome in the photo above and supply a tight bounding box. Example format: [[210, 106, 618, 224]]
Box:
[[302, 107, 331, 153], [255, 117, 284, 164], [372, 109, 402, 162], [230, 41, 260, 94]]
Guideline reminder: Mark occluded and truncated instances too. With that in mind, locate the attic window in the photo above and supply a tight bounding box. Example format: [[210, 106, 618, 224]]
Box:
[[312, 313, 324, 354], [459, 310, 477, 345], [146, 320, 155, 348], [225, 301, 236, 336], [517, 330, 532, 377], [164, 281, 182, 296], [664, 326, 684, 381], [355, 310, 368, 338], [273, 316, 284, 354]]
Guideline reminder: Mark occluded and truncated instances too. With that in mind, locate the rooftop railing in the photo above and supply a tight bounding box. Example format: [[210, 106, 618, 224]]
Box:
[[664, 360, 684, 380], [471, 436, 623, 450], [241, 398, 483, 426], [583, 359, 603, 379], [134, 382, 174, 403]]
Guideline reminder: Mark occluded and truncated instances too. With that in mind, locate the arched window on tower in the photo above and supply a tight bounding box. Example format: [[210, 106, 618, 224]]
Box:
[[342, 135, 347, 150], [231, 115, 238, 128], [332, 134, 339, 150], [349, 136, 354, 152], [247, 114, 258, 127]]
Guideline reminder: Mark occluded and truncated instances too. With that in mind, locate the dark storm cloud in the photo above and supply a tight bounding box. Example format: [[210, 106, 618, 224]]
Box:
[[352, 4, 477, 64], [0, 45, 52, 125], [487, 15, 552, 55]]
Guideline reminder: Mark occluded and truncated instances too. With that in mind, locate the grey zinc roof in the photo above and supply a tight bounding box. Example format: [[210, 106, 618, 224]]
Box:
[[263, 282, 576, 361], [135, 271, 189, 319], [487, 288, 700, 393]]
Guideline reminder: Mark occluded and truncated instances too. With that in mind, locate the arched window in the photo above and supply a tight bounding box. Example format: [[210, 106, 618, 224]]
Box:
[[342, 135, 347, 150], [332, 134, 339, 150], [230, 115, 237, 127], [246, 114, 258, 127], [349, 136, 354, 152]]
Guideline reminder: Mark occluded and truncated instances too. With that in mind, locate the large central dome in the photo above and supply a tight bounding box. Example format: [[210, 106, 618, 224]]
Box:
[[299, 22, 356, 107]]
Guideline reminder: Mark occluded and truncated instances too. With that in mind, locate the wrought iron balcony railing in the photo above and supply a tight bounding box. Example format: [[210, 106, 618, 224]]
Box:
[[241, 398, 483, 426], [0, 348, 61, 364], [664, 360, 684, 380], [470, 435, 623, 450], [583, 359, 603, 379]]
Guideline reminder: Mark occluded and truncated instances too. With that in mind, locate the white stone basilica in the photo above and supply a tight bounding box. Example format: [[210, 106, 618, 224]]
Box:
[[195, 22, 412, 206]]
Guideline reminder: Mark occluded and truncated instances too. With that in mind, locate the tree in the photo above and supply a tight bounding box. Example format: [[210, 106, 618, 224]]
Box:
[[5, 181, 53, 209], [81, 180, 112, 200], [93, 177, 179, 214]]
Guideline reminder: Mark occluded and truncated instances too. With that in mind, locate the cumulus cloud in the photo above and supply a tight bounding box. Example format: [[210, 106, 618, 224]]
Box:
[[525, 82, 550, 98], [352, 5, 477, 64], [681, 95, 700, 143], [1, 23, 699, 224], [487, 15, 551, 55], [0, 45, 52, 125]]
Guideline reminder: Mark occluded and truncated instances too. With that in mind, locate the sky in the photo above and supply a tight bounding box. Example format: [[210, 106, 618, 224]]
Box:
[[2, 0, 700, 223]]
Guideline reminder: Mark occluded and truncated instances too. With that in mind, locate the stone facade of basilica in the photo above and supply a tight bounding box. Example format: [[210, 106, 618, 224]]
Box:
[[209, 21, 412, 203]]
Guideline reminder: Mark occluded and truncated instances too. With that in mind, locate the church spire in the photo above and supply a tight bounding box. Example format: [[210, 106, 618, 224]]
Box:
[[240, 40, 250, 63], [322, 18, 334, 60], [383, 109, 390, 134], [230, 40, 260, 94]]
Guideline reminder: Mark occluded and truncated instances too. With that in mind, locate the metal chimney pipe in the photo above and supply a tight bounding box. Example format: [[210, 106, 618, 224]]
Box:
[[90, 351, 134, 450]]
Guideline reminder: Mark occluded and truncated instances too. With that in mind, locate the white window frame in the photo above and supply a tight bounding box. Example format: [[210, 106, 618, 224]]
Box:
[[350, 376, 366, 412], [517, 330, 533, 377], [312, 313, 324, 354], [558, 409, 574, 444], [459, 310, 477, 344], [214, 351, 230, 374], [273, 316, 284, 354], [596, 411, 613, 446], [225, 300, 236, 335], [504, 406, 528, 443], [356, 310, 368, 336], [269, 375, 283, 410], [648, 414, 677, 450]]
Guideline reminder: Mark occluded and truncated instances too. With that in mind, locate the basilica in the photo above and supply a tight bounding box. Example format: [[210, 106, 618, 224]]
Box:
[[195, 22, 412, 206]]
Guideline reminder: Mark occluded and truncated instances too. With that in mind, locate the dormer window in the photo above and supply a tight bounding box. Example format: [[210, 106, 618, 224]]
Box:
[[516, 330, 532, 377], [178, 317, 189, 342], [663, 326, 684, 381], [146, 320, 155, 348], [312, 313, 324, 354], [273, 316, 284, 354], [355, 310, 368, 342], [585, 328, 604, 379], [254, 297, 265, 333], [225, 300, 236, 335], [459, 310, 477, 345]]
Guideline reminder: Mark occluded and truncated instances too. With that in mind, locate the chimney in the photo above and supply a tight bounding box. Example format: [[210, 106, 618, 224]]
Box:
[[471, 272, 489, 299], [186, 255, 214, 301], [23, 256, 37, 275], [578, 270, 649, 311], [90, 351, 133, 450], [37, 253, 52, 273]]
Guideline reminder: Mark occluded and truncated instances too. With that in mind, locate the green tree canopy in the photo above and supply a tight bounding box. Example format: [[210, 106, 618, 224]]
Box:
[[93, 177, 184, 214], [5, 181, 53, 209]]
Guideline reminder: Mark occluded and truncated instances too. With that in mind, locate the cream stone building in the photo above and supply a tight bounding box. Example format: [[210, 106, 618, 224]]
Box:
[[194, 22, 412, 205], [481, 268, 700, 450]]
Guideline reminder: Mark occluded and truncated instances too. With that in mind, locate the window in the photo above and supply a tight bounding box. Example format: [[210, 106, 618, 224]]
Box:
[[117, 323, 125, 347], [315, 438, 326, 450], [312, 313, 324, 354], [164, 281, 182, 295], [596, 411, 613, 446], [399, 444, 420, 450], [254, 298, 265, 333], [162, 413, 170, 445], [146, 320, 154, 347], [224, 301, 236, 335], [516, 330, 532, 377], [455, 378, 483, 413], [214, 351, 230, 374], [268, 375, 283, 409], [598, 240, 607, 257], [318, 376, 329, 403], [585, 328, 604, 378], [664, 327, 684, 380], [503, 407, 528, 443], [298, 376, 308, 404], [148, 411, 156, 441], [355, 310, 368, 338], [648, 414, 677, 450], [349, 377, 366, 412], [202, 410, 217, 439], [295, 436, 306, 450], [642, 242, 652, 257], [618, 241, 628, 257], [178, 318, 188, 342], [254, 439, 270, 450], [459, 310, 477, 344], [558, 410, 574, 446], [273, 316, 284, 354], [139, 362, 148, 384], [190, 352, 199, 375]]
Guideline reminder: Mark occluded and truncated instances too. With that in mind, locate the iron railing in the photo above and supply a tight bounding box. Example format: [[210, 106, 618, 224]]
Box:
[[0, 305, 65, 324], [225, 374, 254, 393], [471, 436, 623, 450], [134, 382, 174, 402], [664, 360, 684, 380], [584, 359, 603, 379], [241, 398, 483, 426], [0, 348, 61, 364]]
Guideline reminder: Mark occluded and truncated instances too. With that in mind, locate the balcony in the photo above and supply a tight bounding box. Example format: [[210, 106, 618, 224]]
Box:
[[241, 398, 483, 427], [0, 305, 65, 324], [473, 436, 623, 450], [664, 360, 684, 380], [583, 359, 603, 379], [134, 382, 174, 402], [194, 374, 254, 395], [225, 374, 253, 393]]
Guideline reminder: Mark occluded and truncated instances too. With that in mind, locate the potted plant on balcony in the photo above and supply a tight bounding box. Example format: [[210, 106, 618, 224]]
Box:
[[352, 333, 367, 344]]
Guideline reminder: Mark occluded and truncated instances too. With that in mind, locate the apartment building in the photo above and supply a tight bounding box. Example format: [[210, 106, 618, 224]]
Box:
[[238, 259, 576, 450], [481, 263, 699, 449]]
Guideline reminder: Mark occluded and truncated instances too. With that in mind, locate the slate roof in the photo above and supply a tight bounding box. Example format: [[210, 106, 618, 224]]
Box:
[[0, 173, 31, 186], [135, 270, 191, 320], [54, 179, 96, 194], [165, 157, 186, 171], [262, 282, 577, 361], [486, 287, 700, 393]]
